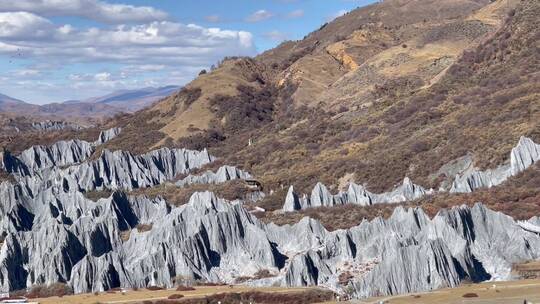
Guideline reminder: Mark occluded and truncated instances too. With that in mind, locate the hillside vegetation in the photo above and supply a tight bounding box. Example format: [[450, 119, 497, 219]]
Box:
[[2, 0, 537, 220]]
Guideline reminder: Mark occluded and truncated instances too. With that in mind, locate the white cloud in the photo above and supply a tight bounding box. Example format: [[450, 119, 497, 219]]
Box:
[[287, 9, 304, 19], [94, 72, 111, 81], [0, 2, 259, 104], [0, 0, 168, 24], [246, 10, 274, 22], [127, 64, 166, 72], [0, 12, 53, 39], [0, 15, 256, 67]]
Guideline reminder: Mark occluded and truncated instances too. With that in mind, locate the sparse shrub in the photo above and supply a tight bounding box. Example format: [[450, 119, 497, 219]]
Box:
[[26, 283, 73, 298], [462, 293, 479, 298], [174, 289, 333, 304], [168, 294, 185, 299]]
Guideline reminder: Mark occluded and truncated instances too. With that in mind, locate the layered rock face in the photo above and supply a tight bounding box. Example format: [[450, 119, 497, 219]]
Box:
[[95, 127, 122, 145]]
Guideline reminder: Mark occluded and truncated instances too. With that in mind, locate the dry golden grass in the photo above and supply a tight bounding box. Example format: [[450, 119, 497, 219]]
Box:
[[32, 286, 317, 304], [468, 0, 520, 26], [154, 58, 269, 143], [353, 279, 540, 304]]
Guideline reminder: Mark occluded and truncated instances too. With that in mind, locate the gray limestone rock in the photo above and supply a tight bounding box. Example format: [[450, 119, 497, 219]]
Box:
[[0, 131, 538, 300], [283, 178, 433, 211], [32, 121, 84, 131], [0, 183, 539, 298], [94, 127, 122, 145], [175, 165, 252, 188], [451, 137, 540, 193]]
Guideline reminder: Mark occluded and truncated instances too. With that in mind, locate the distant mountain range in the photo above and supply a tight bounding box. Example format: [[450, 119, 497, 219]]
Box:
[[64, 85, 180, 112], [0, 86, 180, 121]]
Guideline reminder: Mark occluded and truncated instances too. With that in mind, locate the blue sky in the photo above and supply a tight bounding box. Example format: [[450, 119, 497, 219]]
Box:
[[0, 0, 375, 104]]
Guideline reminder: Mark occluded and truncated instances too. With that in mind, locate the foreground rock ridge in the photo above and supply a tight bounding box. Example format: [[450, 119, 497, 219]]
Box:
[[0, 130, 538, 298], [0, 189, 539, 297], [283, 137, 540, 211]]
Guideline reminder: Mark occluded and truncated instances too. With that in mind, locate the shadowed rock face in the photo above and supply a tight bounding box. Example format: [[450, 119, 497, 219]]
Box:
[[0, 185, 539, 297]]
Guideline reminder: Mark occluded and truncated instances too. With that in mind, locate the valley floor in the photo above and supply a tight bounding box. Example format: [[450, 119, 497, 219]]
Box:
[[32, 286, 317, 304], [353, 279, 540, 304], [30, 279, 540, 304]]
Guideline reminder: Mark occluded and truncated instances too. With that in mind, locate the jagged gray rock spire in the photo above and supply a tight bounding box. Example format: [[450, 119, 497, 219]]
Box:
[[175, 165, 252, 188], [283, 137, 540, 210], [13, 147, 215, 195], [0, 189, 539, 298], [451, 137, 540, 193], [283, 177, 432, 211], [0, 131, 538, 299], [0, 127, 121, 176], [94, 127, 122, 145], [31, 120, 83, 131]]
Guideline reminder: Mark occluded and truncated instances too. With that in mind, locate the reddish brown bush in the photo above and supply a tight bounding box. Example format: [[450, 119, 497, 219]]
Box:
[[25, 283, 73, 298], [168, 294, 185, 299], [462, 293, 479, 298], [175, 289, 333, 304], [176, 286, 196, 291]]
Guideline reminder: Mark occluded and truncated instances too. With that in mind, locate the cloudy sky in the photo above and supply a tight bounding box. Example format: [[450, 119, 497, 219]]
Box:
[[0, 0, 374, 104]]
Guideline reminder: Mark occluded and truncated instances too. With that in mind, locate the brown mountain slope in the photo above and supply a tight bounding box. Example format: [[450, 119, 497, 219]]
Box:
[[105, 0, 538, 213], [105, 0, 500, 152]]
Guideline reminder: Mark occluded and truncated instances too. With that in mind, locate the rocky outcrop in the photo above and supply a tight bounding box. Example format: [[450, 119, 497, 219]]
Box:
[[283, 137, 540, 211], [0, 128, 214, 194], [31, 120, 83, 131], [0, 188, 538, 297], [1, 127, 122, 176], [8, 140, 95, 175], [17, 147, 215, 194], [175, 165, 252, 188], [94, 127, 122, 145], [451, 137, 540, 193], [0, 131, 538, 298], [283, 178, 433, 211]]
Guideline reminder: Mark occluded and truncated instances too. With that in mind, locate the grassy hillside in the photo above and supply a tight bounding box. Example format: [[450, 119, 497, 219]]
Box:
[[98, 0, 540, 216]]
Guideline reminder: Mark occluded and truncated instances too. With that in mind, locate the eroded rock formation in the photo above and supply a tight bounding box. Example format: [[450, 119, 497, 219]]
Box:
[[0, 188, 538, 298], [284, 137, 540, 211], [175, 165, 252, 188], [283, 178, 432, 211], [450, 137, 540, 192], [0, 131, 538, 299], [31, 120, 83, 131]]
